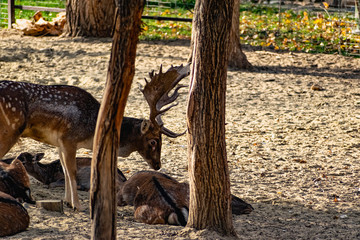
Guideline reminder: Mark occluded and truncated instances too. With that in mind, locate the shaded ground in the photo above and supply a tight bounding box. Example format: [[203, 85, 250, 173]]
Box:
[[1, 29, 360, 239]]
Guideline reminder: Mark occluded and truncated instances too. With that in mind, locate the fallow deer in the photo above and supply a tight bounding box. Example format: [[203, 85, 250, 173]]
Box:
[[1, 152, 253, 225], [0, 64, 189, 210], [2, 153, 126, 191], [118, 171, 254, 226], [0, 191, 30, 237], [0, 158, 35, 204]]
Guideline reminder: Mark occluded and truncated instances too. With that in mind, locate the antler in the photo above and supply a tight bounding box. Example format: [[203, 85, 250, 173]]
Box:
[[140, 64, 190, 138]]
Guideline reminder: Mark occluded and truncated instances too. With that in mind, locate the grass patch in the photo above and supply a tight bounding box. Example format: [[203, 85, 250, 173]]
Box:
[[141, 8, 192, 40], [1, 1, 359, 56], [239, 3, 360, 56]]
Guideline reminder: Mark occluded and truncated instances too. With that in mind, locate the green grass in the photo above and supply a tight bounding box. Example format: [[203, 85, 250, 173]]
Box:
[[1, 1, 359, 56], [239, 4, 360, 56], [140, 8, 192, 40]]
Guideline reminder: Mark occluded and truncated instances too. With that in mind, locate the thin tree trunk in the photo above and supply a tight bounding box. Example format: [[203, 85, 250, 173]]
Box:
[[90, 0, 144, 239], [187, 0, 236, 236], [64, 0, 116, 37], [228, 0, 252, 69]]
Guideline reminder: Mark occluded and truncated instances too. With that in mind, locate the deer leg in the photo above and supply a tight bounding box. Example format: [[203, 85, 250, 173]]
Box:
[[0, 101, 26, 158], [0, 123, 21, 159], [58, 143, 81, 210], [0, 134, 19, 159], [134, 205, 166, 225]]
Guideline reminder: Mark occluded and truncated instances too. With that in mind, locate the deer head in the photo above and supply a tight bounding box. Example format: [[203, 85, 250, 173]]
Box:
[[135, 64, 190, 170], [0, 159, 35, 204]]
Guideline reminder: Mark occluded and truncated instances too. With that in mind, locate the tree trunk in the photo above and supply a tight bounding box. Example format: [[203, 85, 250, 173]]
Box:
[[228, 0, 252, 69], [188, 0, 251, 70], [90, 0, 144, 239], [186, 0, 236, 236], [64, 0, 116, 37]]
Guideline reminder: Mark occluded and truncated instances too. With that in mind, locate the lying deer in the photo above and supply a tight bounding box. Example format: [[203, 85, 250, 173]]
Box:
[[118, 171, 254, 226], [0, 191, 30, 237], [2, 153, 126, 192], [1, 153, 253, 226], [0, 158, 35, 204], [0, 64, 189, 210]]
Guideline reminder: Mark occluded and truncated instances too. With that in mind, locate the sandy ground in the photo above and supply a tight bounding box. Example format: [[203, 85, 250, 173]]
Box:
[[0, 29, 360, 239]]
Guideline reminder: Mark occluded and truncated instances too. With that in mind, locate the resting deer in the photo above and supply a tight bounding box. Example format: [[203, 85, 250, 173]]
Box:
[[118, 171, 254, 226], [0, 158, 35, 204], [0, 191, 30, 237], [0, 64, 189, 210], [2, 153, 126, 191]]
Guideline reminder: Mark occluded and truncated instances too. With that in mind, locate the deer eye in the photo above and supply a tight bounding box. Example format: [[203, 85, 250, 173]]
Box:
[[149, 139, 157, 146]]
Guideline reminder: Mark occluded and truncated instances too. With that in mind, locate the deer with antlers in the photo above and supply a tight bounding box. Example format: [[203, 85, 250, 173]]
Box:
[[0, 64, 189, 210]]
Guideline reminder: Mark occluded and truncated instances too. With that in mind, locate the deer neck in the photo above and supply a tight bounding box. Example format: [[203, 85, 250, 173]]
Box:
[[118, 117, 143, 157]]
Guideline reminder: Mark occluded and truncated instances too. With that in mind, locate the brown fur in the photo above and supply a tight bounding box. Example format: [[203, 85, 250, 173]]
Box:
[[0, 81, 167, 210], [118, 171, 254, 226], [2, 154, 126, 198], [0, 191, 30, 237], [0, 159, 34, 204], [0, 66, 188, 210]]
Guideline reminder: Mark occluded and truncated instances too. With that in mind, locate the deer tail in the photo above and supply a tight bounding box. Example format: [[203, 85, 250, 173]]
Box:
[[152, 176, 187, 226]]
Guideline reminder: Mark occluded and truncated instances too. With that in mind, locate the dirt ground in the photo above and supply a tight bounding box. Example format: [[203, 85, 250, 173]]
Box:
[[0, 29, 359, 239]]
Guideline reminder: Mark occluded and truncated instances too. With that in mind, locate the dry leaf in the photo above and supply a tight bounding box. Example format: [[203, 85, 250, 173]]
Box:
[[311, 84, 324, 91], [293, 159, 307, 163], [13, 11, 66, 36]]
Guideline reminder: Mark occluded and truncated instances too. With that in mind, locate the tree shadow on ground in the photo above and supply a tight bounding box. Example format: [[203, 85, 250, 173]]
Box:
[[233, 201, 360, 240]]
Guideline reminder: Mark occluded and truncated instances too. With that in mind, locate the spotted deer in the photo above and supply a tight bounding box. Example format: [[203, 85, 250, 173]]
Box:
[[0, 64, 189, 210]]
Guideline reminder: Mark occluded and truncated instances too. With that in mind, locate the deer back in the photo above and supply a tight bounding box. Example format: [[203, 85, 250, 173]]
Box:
[[119, 170, 180, 206], [134, 174, 189, 226], [0, 191, 30, 237], [118, 170, 254, 226], [118, 170, 189, 226], [0, 81, 99, 150]]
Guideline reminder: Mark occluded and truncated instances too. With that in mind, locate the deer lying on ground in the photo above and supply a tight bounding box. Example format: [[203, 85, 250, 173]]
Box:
[[1, 153, 253, 226], [0, 64, 189, 210], [118, 171, 254, 226], [0, 158, 35, 204], [2, 153, 126, 192], [0, 191, 30, 237]]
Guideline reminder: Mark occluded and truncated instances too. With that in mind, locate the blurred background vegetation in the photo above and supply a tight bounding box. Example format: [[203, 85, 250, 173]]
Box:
[[0, 0, 359, 56]]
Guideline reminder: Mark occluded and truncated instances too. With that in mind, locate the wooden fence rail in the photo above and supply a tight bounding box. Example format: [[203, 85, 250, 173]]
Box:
[[6, 0, 192, 29]]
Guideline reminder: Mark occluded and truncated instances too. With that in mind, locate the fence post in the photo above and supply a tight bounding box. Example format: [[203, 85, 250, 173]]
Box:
[[8, 0, 14, 28]]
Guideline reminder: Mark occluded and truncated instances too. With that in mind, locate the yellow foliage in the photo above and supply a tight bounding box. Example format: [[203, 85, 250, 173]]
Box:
[[314, 18, 323, 25], [303, 12, 309, 21]]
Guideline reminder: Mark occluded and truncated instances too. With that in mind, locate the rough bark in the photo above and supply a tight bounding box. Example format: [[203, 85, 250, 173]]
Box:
[[228, 0, 252, 69], [188, 0, 251, 70], [89, 0, 144, 239], [64, 0, 116, 37], [186, 0, 237, 236]]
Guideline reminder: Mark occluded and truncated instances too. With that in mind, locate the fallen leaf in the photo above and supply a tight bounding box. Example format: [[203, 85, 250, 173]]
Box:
[[293, 159, 307, 163], [311, 83, 324, 91]]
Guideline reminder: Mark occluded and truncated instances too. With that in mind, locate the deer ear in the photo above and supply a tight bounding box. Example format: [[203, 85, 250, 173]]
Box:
[[35, 153, 45, 161], [140, 120, 151, 134]]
